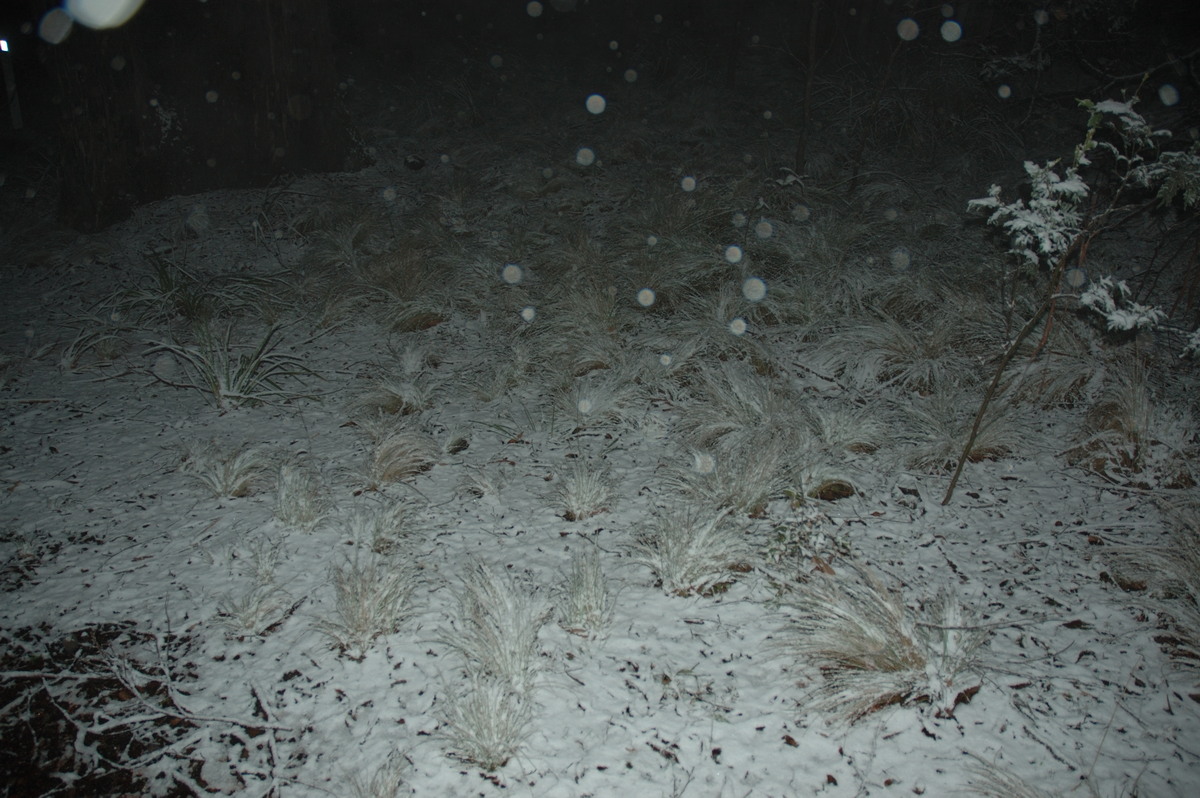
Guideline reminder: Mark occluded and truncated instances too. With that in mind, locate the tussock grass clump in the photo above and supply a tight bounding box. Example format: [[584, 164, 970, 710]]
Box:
[[149, 323, 317, 411], [777, 564, 990, 722], [313, 550, 419, 661], [559, 545, 615, 638], [629, 506, 752, 596], [180, 441, 274, 498]]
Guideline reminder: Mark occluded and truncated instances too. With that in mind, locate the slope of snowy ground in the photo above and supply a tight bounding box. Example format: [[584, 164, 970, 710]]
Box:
[[3, 43, 1199, 798]]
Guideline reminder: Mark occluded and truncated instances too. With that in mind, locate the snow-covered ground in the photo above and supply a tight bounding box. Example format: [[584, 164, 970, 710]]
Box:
[[3, 20, 1199, 798]]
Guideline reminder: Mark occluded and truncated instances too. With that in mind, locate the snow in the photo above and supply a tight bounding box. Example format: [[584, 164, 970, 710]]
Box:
[[3, 37, 1200, 798]]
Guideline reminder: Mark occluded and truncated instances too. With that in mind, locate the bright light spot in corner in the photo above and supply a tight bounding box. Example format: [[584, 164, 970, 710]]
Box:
[[680, 176, 697, 192], [526, 2, 543, 18], [66, 0, 146, 30], [586, 94, 607, 114], [742, 277, 767, 302], [502, 264, 524, 284], [896, 18, 919, 41], [637, 288, 656, 307], [725, 245, 743, 264], [940, 20, 962, 42], [576, 147, 596, 166], [1159, 84, 1180, 107]]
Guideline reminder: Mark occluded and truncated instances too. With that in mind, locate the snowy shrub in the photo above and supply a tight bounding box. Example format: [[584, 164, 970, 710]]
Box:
[[902, 389, 1029, 472], [180, 441, 273, 498], [274, 462, 328, 529], [438, 672, 534, 772], [1067, 358, 1198, 488], [669, 436, 808, 517], [762, 504, 851, 576], [629, 505, 753, 596], [313, 551, 419, 661], [558, 545, 615, 638], [1078, 276, 1165, 332], [553, 460, 613, 521], [777, 564, 990, 722], [148, 323, 317, 411], [968, 158, 1087, 269], [350, 375, 433, 417], [347, 751, 411, 798], [216, 583, 292, 638], [443, 561, 551, 696], [365, 427, 440, 487], [340, 501, 414, 556]]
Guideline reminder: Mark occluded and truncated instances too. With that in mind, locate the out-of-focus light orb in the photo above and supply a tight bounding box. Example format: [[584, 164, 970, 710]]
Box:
[[725, 245, 743, 264], [576, 147, 596, 166], [624, 69, 638, 83], [883, 207, 899, 222], [659, 353, 673, 367], [754, 220, 773, 239], [646, 234, 658, 247], [1033, 9, 1049, 26], [941, 4, 954, 17], [940, 20, 962, 42], [38, 8, 73, 43], [66, 0, 146, 29], [205, 90, 219, 103], [997, 84, 1012, 99], [526, 2, 543, 18], [792, 204, 811, 222], [890, 246, 912, 271], [520, 306, 536, 322], [897, 18, 920, 41], [680, 176, 697, 192], [1065, 268, 1087, 289], [489, 54, 503, 68], [729, 318, 748, 336], [501, 264, 524, 285], [731, 212, 747, 228], [1159, 84, 1180, 107], [637, 288, 656, 307], [586, 94, 607, 114], [742, 277, 767, 302]]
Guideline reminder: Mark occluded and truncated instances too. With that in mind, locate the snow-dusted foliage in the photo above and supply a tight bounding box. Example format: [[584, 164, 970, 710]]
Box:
[[1078, 276, 1166, 332], [968, 159, 1087, 268]]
